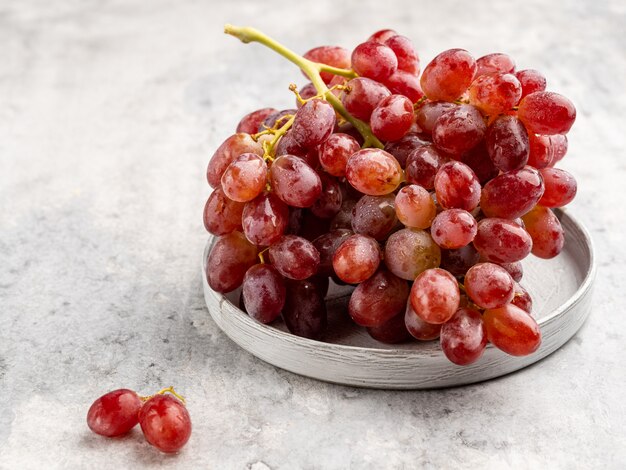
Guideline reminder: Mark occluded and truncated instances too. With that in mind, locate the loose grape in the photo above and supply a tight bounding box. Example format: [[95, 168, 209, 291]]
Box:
[[242, 264, 286, 324], [395, 185, 437, 229], [473, 218, 533, 263], [405, 145, 447, 189], [367, 312, 413, 344], [351, 194, 398, 240], [440, 245, 480, 277], [268, 235, 320, 280], [414, 100, 457, 135], [528, 133, 554, 169], [385, 35, 420, 75], [420, 49, 476, 102], [283, 279, 327, 339], [236, 108, 277, 134], [348, 268, 409, 327], [384, 133, 428, 168], [514, 69, 547, 98], [475, 53, 515, 76], [485, 115, 530, 172], [203, 188, 244, 236], [87, 389, 142, 437], [139, 394, 192, 453], [221, 153, 267, 202], [405, 301, 442, 340], [270, 155, 322, 208], [538, 168, 577, 207], [370, 94, 414, 142], [311, 173, 343, 219], [480, 167, 545, 219], [432, 104, 486, 156], [468, 73, 522, 115], [341, 77, 391, 121], [518, 91, 576, 135], [384, 228, 441, 280], [207, 231, 258, 293], [318, 133, 360, 177], [511, 282, 533, 314], [464, 262, 514, 309], [434, 161, 481, 211], [345, 149, 402, 195], [303, 46, 351, 84], [207, 133, 263, 188], [242, 193, 289, 246], [483, 304, 541, 356], [383, 70, 424, 103], [521, 206, 565, 259], [351, 41, 398, 82], [410, 268, 460, 324], [440, 308, 487, 365], [312, 229, 353, 276], [291, 99, 336, 147], [332, 234, 381, 284], [430, 209, 478, 249]]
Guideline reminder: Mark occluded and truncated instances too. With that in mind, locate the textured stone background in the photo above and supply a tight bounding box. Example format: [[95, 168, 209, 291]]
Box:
[[1, 0, 625, 468]]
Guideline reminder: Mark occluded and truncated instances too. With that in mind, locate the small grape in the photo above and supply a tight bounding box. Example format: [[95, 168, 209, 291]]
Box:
[[332, 234, 381, 284], [345, 149, 402, 196], [430, 209, 478, 249], [261, 109, 297, 132], [475, 53, 515, 76], [207, 133, 263, 188], [483, 304, 541, 356], [318, 133, 360, 177], [521, 206, 565, 259], [268, 235, 320, 280], [410, 268, 460, 324], [368, 29, 398, 43], [311, 173, 343, 219], [394, 185, 437, 229], [440, 308, 487, 365], [303, 46, 351, 84], [383, 133, 426, 168], [528, 133, 554, 169], [291, 99, 336, 147], [384, 228, 441, 280], [499, 261, 523, 282], [207, 231, 258, 293], [270, 155, 322, 208], [283, 279, 327, 339], [139, 394, 192, 453], [349, 268, 409, 327], [221, 153, 267, 202], [538, 168, 577, 207], [351, 41, 398, 82], [405, 144, 447, 190], [370, 94, 414, 142], [297, 83, 317, 107], [383, 70, 424, 103], [485, 115, 530, 172], [405, 301, 442, 340], [549, 135, 568, 165], [518, 91, 576, 135], [203, 188, 244, 236], [385, 35, 420, 75], [432, 104, 486, 156], [237, 108, 277, 134], [468, 73, 522, 115], [434, 161, 481, 211], [440, 245, 480, 277], [514, 69, 547, 98], [512, 282, 533, 314], [464, 262, 514, 309], [351, 194, 398, 240], [87, 389, 142, 437], [420, 49, 476, 102], [242, 192, 289, 246], [473, 218, 533, 263], [242, 264, 286, 324], [341, 77, 391, 121], [480, 167, 545, 219], [330, 196, 359, 230]]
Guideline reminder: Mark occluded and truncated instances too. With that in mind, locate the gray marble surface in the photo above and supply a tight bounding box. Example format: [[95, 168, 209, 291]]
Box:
[[1, 0, 625, 468]]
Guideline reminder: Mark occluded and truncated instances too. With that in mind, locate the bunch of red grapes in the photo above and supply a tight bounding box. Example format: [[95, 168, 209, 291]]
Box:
[[204, 27, 577, 366]]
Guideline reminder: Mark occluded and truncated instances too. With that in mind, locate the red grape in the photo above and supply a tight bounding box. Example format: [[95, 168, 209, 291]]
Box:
[[468, 73, 522, 115], [318, 133, 360, 177], [312, 229, 353, 276], [274, 130, 307, 158], [549, 134, 568, 165], [370, 94, 414, 142], [395, 185, 437, 229], [460, 142, 499, 184], [311, 173, 343, 219], [268, 235, 320, 280], [368, 29, 398, 43], [270, 155, 322, 207], [384, 228, 441, 280], [207, 231, 258, 293], [383, 70, 424, 103], [330, 196, 359, 230], [420, 49, 476, 102], [367, 312, 412, 344], [351, 41, 398, 82], [432, 104, 486, 156], [242, 264, 286, 324], [139, 394, 191, 453], [440, 308, 487, 365], [464, 262, 514, 309], [242, 192, 289, 246], [87, 389, 142, 437], [291, 99, 336, 147], [498, 261, 524, 282], [203, 188, 244, 236], [515, 69, 547, 98], [405, 301, 442, 340], [303, 46, 351, 83], [345, 149, 402, 195], [518, 91, 576, 135], [480, 167, 545, 219], [351, 194, 398, 240], [485, 115, 530, 172], [349, 268, 409, 327], [410, 268, 460, 324], [538, 168, 577, 207], [511, 282, 533, 314], [483, 304, 541, 356], [385, 35, 419, 75], [332, 234, 381, 283], [297, 83, 317, 107], [237, 108, 277, 134], [430, 209, 478, 249], [415, 100, 457, 136], [440, 245, 480, 277], [434, 161, 481, 211], [384, 133, 427, 168], [207, 133, 263, 188], [475, 53, 515, 76], [405, 144, 447, 189], [521, 206, 565, 259], [528, 133, 554, 169], [342, 77, 391, 121], [261, 109, 297, 131], [221, 153, 267, 202], [473, 218, 533, 263], [283, 279, 327, 339]]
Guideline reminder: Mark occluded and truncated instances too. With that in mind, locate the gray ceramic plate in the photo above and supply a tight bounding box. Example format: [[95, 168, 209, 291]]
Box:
[[202, 210, 595, 389]]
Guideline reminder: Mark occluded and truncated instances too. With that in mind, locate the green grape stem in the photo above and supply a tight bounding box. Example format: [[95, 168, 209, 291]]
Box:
[[224, 24, 383, 149]]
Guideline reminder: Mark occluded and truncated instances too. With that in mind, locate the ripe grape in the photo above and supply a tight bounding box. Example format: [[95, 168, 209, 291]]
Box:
[[550, 134, 568, 165], [87, 389, 142, 437], [430, 209, 478, 249], [515, 69, 547, 98], [512, 282, 533, 314], [268, 235, 320, 280], [349, 268, 409, 327], [410, 268, 460, 324], [368, 29, 398, 43], [464, 262, 514, 309], [342, 77, 391, 121], [351, 194, 398, 240], [237, 108, 278, 134], [485, 115, 530, 172], [432, 104, 486, 156], [270, 154, 322, 207], [274, 130, 307, 158], [468, 73, 522, 115], [370, 94, 414, 142], [242, 264, 286, 324], [242, 193, 289, 246], [318, 133, 360, 177], [383, 70, 424, 103], [330, 196, 359, 230], [405, 144, 447, 189], [207, 231, 258, 293], [332, 234, 381, 283], [351, 41, 398, 82], [139, 394, 192, 453], [440, 308, 487, 365], [394, 185, 437, 229], [518, 91, 576, 135], [311, 173, 343, 219], [414, 100, 457, 135], [261, 109, 297, 131], [384, 228, 441, 280], [521, 206, 565, 259], [312, 229, 353, 276], [473, 218, 533, 263], [291, 99, 336, 147], [528, 133, 554, 169], [461, 142, 499, 184], [434, 161, 481, 211], [345, 149, 402, 195], [283, 279, 327, 339], [221, 153, 267, 202], [367, 312, 412, 344], [297, 83, 317, 106], [207, 133, 263, 188], [405, 301, 442, 340], [483, 304, 541, 356], [538, 168, 577, 207], [499, 261, 523, 282], [303, 46, 351, 83], [203, 188, 244, 236], [475, 53, 515, 76], [384, 133, 427, 168], [440, 245, 480, 277], [385, 35, 420, 75], [480, 167, 545, 219], [420, 49, 476, 102]]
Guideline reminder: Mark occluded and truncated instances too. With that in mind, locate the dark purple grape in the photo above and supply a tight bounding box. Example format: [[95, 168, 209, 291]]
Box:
[[311, 173, 342, 219], [351, 194, 398, 241], [312, 229, 353, 276], [367, 312, 413, 344], [242, 264, 286, 324], [260, 109, 297, 132], [440, 245, 480, 277], [384, 133, 427, 168], [282, 279, 327, 340], [405, 144, 447, 190]]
